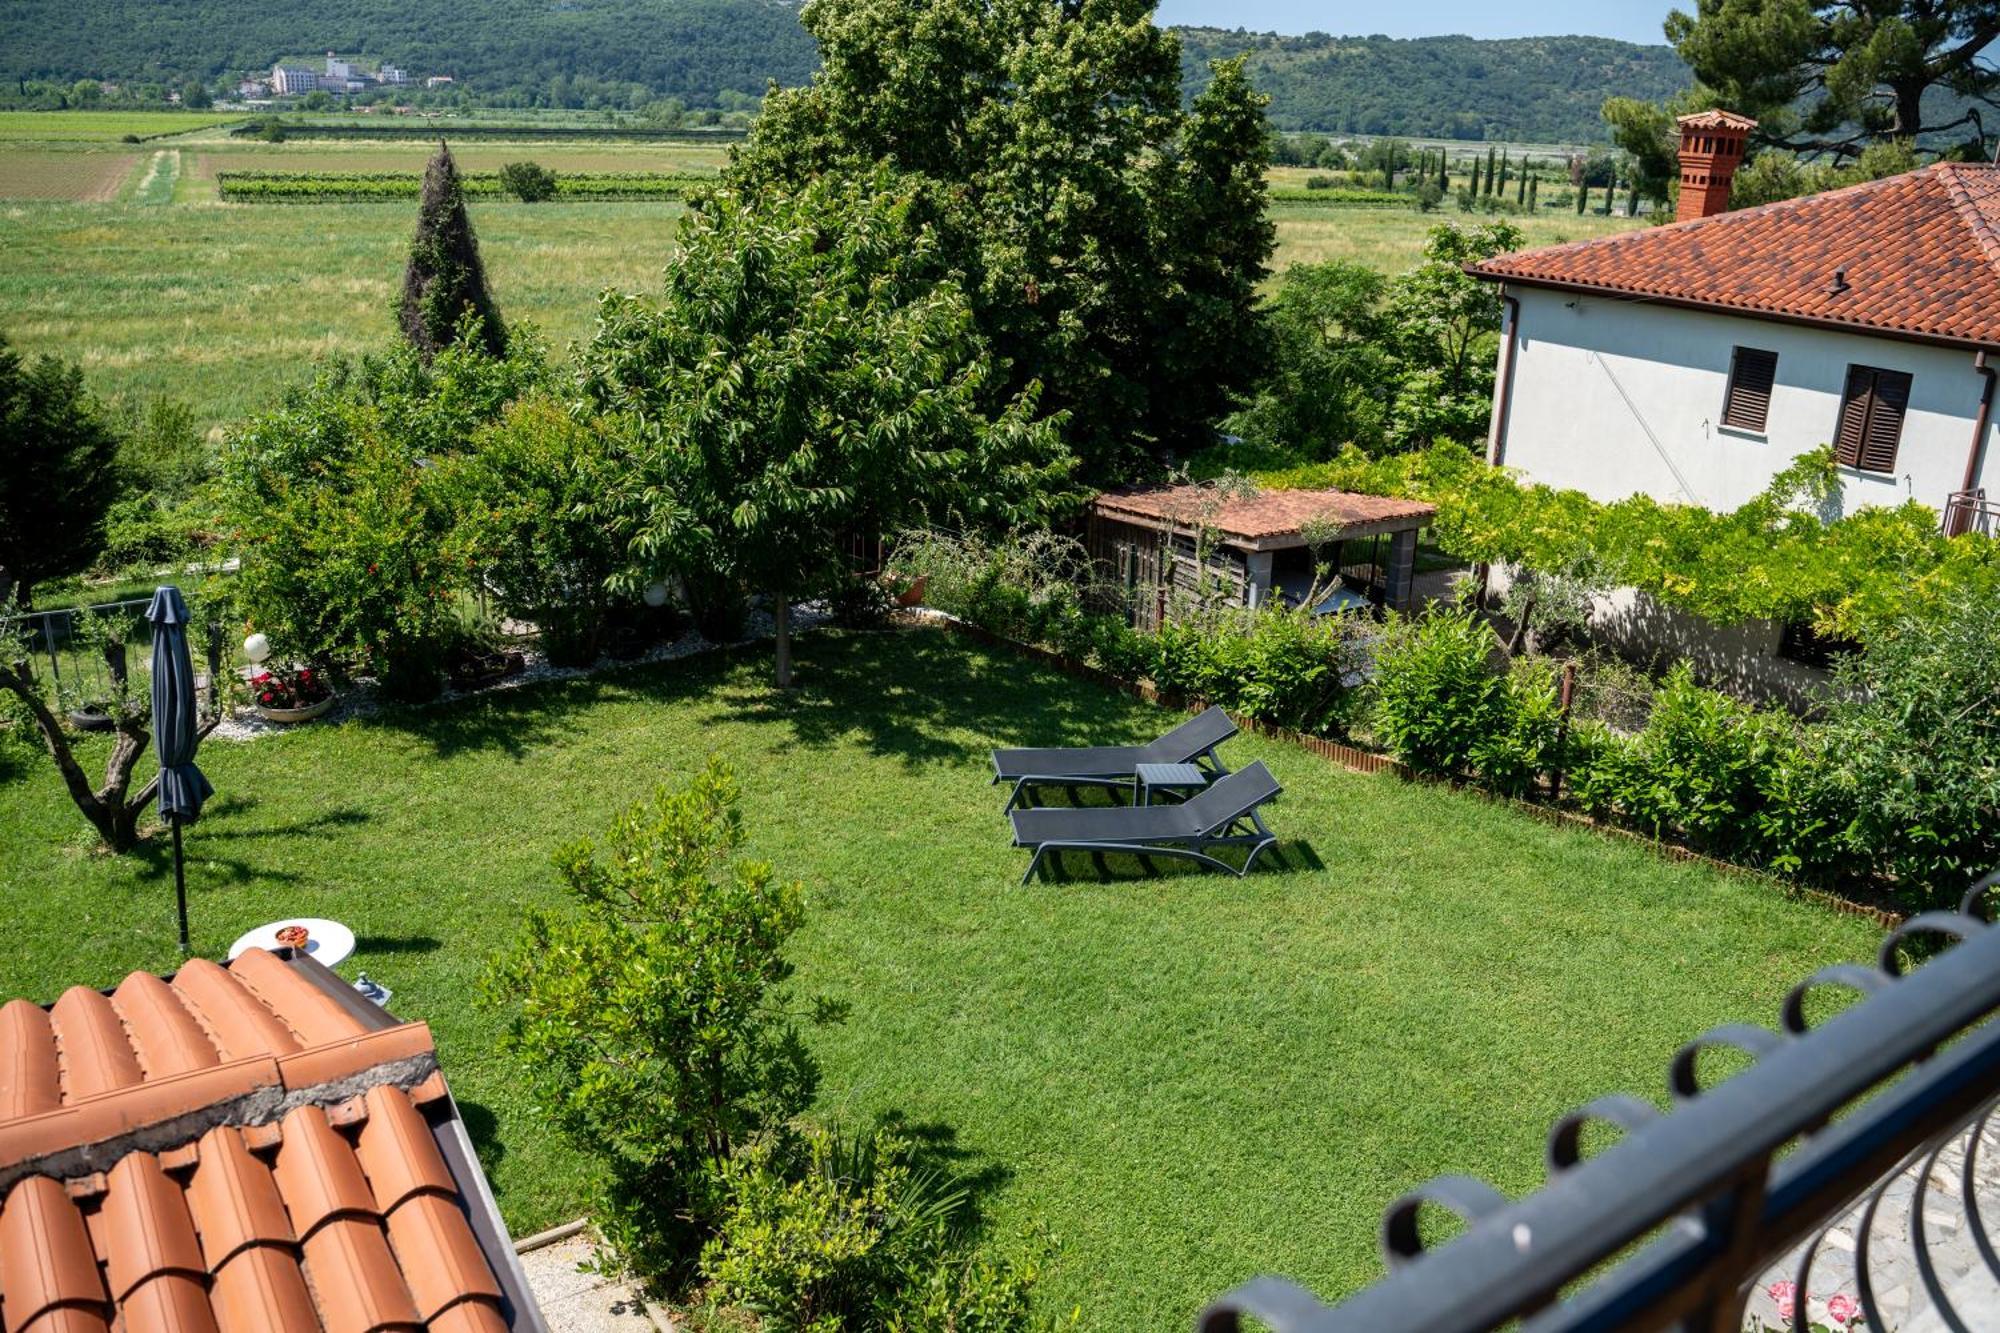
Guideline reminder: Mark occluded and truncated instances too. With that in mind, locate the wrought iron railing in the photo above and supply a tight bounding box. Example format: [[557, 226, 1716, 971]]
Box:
[[1200, 872, 2000, 1333], [1943, 489, 1999, 537], [1, 596, 227, 721]]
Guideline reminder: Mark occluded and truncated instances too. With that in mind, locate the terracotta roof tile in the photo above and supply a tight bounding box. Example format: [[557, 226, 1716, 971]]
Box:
[[0, 951, 538, 1332], [1091, 484, 1436, 543], [1472, 162, 2000, 348]]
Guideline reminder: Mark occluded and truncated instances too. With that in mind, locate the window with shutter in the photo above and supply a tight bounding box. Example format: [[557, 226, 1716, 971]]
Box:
[[1833, 365, 1913, 473], [1720, 347, 1777, 432]]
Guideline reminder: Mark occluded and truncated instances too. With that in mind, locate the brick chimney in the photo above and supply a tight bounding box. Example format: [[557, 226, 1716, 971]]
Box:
[[1675, 109, 1757, 222]]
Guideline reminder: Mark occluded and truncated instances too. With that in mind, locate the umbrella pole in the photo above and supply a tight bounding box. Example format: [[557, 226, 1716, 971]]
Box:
[[172, 821, 191, 955]]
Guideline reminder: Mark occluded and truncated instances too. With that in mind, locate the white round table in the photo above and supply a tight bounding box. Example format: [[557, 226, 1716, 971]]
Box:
[[228, 918, 356, 970]]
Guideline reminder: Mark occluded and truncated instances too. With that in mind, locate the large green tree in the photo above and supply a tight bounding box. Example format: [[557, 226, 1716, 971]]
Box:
[[727, 0, 1274, 482], [0, 336, 123, 609], [582, 174, 1068, 686], [1663, 0, 2000, 159]]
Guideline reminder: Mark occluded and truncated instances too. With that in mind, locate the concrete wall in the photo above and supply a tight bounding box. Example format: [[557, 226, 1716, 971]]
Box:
[[1486, 564, 1830, 707], [1495, 287, 1998, 516]]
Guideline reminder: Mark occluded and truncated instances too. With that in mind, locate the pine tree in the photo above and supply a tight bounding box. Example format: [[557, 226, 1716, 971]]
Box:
[[399, 141, 506, 361]]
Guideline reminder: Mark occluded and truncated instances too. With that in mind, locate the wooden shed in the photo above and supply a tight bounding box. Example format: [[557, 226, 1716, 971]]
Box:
[[1085, 484, 1438, 630]]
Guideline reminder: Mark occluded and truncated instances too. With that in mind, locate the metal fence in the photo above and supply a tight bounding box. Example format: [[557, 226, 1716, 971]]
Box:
[[2, 594, 228, 721], [1200, 872, 2000, 1333], [1944, 489, 1998, 538]]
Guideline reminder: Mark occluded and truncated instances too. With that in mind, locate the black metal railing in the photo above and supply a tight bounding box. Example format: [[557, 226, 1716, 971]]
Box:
[[1, 596, 227, 722], [1200, 872, 2000, 1333], [1943, 489, 1999, 537]]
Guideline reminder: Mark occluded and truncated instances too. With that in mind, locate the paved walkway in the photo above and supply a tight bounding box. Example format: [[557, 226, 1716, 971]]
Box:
[[518, 1230, 672, 1333], [1743, 1111, 2000, 1330]]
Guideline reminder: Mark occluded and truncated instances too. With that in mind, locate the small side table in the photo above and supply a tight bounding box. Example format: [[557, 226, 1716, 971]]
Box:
[[1135, 762, 1209, 807], [229, 917, 356, 970]]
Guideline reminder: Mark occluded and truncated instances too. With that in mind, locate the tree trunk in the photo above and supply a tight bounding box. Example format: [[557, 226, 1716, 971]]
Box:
[[0, 660, 153, 852], [1893, 81, 1926, 142], [773, 595, 793, 688]]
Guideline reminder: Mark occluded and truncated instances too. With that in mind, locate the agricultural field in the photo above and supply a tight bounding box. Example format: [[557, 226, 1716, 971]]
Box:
[[0, 148, 140, 201], [0, 113, 1645, 425], [0, 110, 244, 142]]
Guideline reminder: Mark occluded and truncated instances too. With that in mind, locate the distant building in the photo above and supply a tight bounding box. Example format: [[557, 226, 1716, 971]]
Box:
[[271, 64, 321, 95], [426, 75, 455, 88], [325, 52, 353, 81], [378, 63, 408, 85], [238, 79, 269, 99]]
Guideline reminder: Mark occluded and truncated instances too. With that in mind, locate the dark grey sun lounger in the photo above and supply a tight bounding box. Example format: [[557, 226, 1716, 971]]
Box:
[[1009, 761, 1281, 883], [990, 706, 1238, 811]]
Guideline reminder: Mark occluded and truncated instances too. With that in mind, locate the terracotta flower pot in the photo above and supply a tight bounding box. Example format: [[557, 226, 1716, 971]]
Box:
[[257, 694, 335, 724], [895, 575, 929, 608]]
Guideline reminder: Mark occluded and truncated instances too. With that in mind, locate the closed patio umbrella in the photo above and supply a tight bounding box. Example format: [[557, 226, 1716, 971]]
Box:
[[147, 586, 214, 954]]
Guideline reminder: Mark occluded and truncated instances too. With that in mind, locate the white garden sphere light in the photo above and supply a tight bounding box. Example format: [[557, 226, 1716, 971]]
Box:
[[642, 581, 671, 609], [244, 632, 272, 664]]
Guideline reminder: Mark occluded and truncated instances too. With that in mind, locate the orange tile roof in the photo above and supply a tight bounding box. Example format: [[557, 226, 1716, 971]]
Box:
[[0, 949, 541, 1333], [1472, 162, 2000, 348], [1090, 485, 1435, 543]]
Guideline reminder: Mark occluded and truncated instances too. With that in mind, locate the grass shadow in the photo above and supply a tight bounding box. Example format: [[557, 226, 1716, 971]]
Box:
[[1026, 838, 1318, 886], [359, 672, 629, 761], [705, 629, 1161, 771], [456, 1099, 506, 1173], [871, 1111, 1014, 1243]]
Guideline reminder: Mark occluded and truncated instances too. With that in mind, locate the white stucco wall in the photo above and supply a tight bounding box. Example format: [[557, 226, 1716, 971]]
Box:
[[1493, 287, 1999, 517]]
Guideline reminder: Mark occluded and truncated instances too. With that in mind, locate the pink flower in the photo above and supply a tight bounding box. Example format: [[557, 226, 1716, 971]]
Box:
[[1768, 1280, 1796, 1321], [1826, 1293, 1860, 1326]]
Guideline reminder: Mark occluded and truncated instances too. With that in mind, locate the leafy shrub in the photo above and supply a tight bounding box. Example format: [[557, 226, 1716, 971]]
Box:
[[219, 336, 545, 700], [1372, 609, 1503, 776], [1813, 584, 2000, 903], [484, 758, 821, 1284], [498, 160, 558, 202], [1470, 658, 1568, 798], [1568, 664, 1794, 861], [448, 394, 632, 666], [1150, 607, 1367, 736], [702, 1124, 1064, 1333], [1304, 174, 1336, 190]]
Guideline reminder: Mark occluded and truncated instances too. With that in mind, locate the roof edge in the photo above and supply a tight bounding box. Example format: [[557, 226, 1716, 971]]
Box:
[[1473, 271, 2000, 355]]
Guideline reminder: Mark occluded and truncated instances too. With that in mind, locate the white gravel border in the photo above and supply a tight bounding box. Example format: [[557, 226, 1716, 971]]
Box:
[[210, 601, 833, 742]]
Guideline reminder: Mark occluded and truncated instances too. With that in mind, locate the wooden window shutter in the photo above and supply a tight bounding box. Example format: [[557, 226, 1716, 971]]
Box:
[[1721, 347, 1777, 431], [1834, 365, 1873, 469], [1859, 369, 1911, 473], [1834, 365, 1912, 472]]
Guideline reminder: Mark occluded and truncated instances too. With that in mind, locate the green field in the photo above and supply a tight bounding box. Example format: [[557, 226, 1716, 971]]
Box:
[[0, 113, 1644, 425], [0, 110, 245, 142], [0, 628, 1879, 1326]]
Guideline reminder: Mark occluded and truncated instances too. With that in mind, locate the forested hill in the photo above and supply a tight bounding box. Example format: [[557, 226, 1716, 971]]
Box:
[[0, 0, 819, 107], [4, 0, 1688, 141], [1177, 29, 1692, 143]]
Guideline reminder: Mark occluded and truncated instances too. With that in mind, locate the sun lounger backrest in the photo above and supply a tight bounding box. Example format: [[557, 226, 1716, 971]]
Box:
[[1181, 761, 1281, 833], [1141, 707, 1238, 764]]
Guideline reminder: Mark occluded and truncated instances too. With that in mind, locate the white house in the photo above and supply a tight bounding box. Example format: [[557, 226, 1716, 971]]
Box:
[[271, 64, 321, 96], [1469, 112, 2000, 694]]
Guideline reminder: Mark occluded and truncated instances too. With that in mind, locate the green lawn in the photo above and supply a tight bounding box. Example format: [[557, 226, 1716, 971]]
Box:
[[0, 628, 1880, 1326]]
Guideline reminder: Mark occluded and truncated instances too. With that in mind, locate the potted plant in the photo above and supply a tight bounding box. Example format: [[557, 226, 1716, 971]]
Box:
[[251, 666, 335, 723], [445, 618, 526, 691]]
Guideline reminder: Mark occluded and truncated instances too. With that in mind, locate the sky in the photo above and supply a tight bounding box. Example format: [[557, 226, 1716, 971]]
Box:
[[1151, 0, 1678, 45]]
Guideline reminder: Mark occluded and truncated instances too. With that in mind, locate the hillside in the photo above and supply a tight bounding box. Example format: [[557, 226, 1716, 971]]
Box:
[[0, 0, 818, 107], [3, 1, 1689, 142], [1177, 29, 1692, 143]]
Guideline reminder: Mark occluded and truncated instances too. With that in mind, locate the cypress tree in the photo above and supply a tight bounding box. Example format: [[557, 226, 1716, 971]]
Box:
[[1601, 177, 1615, 216], [1436, 155, 1449, 194], [1485, 145, 1497, 195], [1469, 157, 1481, 197], [1517, 165, 1527, 205], [1528, 175, 1538, 209], [1498, 151, 1509, 195], [400, 141, 506, 361], [1577, 182, 1589, 214]]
